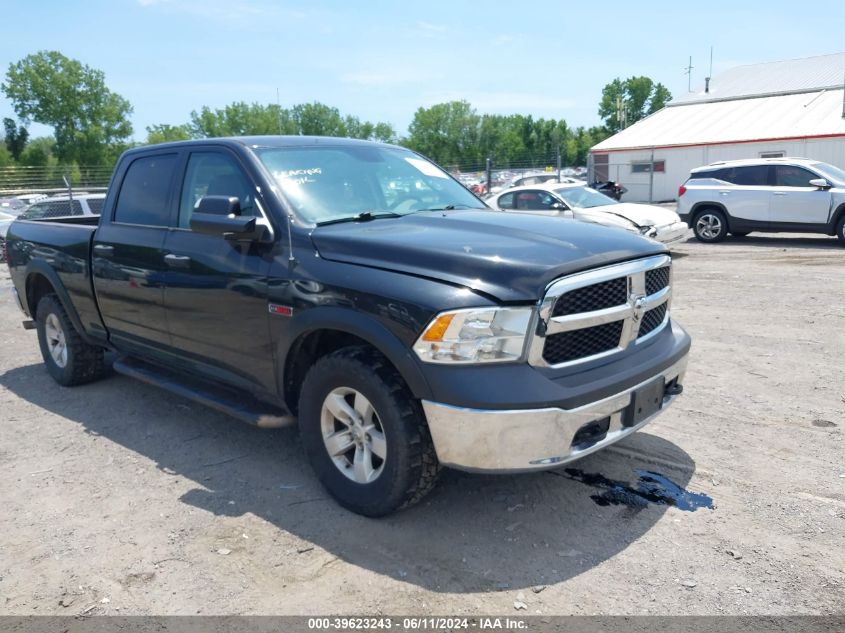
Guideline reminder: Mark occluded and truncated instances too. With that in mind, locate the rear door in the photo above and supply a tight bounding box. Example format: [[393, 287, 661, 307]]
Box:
[[161, 149, 276, 395], [770, 165, 831, 225], [92, 152, 179, 354], [719, 165, 770, 225]]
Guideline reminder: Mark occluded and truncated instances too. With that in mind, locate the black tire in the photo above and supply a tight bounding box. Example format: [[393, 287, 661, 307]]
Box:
[[692, 208, 728, 243], [36, 294, 105, 386], [836, 214, 845, 245], [298, 346, 439, 517], [731, 231, 750, 238]]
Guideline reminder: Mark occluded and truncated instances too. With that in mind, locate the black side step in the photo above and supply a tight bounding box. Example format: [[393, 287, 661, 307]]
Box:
[[113, 357, 296, 429]]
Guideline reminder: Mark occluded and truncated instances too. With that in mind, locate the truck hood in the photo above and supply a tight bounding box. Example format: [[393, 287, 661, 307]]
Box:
[[309, 210, 665, 302], [598, 203, 681, 228]]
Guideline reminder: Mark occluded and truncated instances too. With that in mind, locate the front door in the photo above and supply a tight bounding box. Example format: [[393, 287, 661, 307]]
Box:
[[770, 165, 832, 225], [162, 149, 276, 395]]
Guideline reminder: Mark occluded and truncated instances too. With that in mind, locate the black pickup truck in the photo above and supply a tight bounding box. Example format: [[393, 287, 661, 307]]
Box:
[[6, 136, 690, 516]]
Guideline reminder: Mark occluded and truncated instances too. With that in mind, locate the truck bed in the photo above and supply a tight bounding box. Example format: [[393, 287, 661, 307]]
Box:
[[6, 217, 103, 343]]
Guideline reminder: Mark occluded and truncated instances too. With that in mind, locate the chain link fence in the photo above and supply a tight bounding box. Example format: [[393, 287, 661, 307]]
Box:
[[445, 153, 588, 195], [0, 165, 112, 196]]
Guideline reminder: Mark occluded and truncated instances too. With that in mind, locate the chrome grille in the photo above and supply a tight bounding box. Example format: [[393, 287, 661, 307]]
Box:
[[551, 277, 627, 317], [638, 303, 668, 338], [529, 255, 672, 368], [542, 321, 624, 364], [645, 266, 671, 296]]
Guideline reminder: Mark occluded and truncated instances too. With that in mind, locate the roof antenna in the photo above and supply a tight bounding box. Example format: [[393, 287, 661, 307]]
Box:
[[704, 46, 713, 93], [684, 56, 694, 92]]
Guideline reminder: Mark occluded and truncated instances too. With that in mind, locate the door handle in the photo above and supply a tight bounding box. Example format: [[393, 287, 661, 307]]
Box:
[[164, 253, 192, 268], [773, 192, 787, 196], [93, 244, 114, 257]]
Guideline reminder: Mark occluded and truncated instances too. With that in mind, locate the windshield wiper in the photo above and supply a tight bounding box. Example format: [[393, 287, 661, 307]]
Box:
[[416, 204, 484, 212], [316, 211, 401, 226]]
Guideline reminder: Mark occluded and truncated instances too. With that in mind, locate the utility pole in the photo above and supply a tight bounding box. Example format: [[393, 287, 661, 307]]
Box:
[[556, 145, 561, 181], [485, 157, 492, 196], [684, 56, 694, 92], [616, 95, 627, 130]]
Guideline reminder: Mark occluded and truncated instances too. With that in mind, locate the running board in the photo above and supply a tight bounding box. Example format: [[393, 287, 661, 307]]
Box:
[[113, 357, 296, 429]]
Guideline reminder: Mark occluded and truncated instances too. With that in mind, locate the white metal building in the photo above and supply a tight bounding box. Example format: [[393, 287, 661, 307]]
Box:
[[589, 53, 845, 202]]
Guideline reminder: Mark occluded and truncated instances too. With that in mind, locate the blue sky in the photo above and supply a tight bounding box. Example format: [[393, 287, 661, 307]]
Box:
[[2, 0, 844, 141]]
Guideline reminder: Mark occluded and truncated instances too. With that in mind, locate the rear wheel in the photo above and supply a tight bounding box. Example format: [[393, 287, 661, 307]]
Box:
[[298, 346, 439, 516], [36, 294, 105, 386], [693, 209, 728, 243]]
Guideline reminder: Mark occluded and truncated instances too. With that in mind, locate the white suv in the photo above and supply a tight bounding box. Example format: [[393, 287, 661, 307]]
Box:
[[677, 158, 845, 244]]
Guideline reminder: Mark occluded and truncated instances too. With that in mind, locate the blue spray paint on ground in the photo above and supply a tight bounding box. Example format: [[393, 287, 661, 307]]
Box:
[[552, 468, 714, 511]]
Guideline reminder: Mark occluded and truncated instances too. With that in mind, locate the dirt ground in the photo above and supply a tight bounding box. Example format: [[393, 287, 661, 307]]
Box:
[[0, 230, 843, 617]]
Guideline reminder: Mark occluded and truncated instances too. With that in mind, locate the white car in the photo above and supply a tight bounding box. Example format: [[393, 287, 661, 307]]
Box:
[[486, 183, 689, 245], [677, 158, 845, 243]]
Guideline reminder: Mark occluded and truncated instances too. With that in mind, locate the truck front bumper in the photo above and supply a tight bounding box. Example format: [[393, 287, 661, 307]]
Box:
[[422, 355, 687, 473]]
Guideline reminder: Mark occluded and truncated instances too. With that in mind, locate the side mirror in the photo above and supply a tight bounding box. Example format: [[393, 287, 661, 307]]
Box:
[[196, 195, 241, 216], [550, 202, 570, 212], [190, 213, 257, 240], [191, 196, 258, 240], [808, 178, 831, 189]]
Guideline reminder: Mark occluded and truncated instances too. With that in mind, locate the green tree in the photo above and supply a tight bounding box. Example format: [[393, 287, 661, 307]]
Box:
[[1, 51, 133, 165], [3, 117, 28, 160], [598, 76, 672, 134], [405, 100, 480, 167], [0, 144, 12, 167], [19, 135, 56, 166], [146, 123, 193, 145], [186, 101, 394, 141]]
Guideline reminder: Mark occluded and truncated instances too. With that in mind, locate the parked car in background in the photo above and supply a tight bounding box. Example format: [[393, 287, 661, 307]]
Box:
[[0, 197, 29, 215], [509, 172, 583, 188], [14, 193, 48, 206], [16, 193, 106, 220], [589, 180, 628, 201], [0, 210, 15, 262], [677, 158, 845, 243], [487, 182, 688, 245]]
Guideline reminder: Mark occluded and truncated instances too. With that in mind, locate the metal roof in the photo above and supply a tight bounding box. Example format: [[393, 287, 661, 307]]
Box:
[[592, 89, 845, 152], [671, 52, 845, 105]]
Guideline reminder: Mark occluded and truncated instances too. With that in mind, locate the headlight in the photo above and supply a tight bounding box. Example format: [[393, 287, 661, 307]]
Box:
[[639, 225, 658, 237], [413, 307, 533, 364]]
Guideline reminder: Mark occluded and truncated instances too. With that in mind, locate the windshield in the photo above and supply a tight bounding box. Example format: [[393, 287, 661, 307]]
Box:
[[812, 162, 845, 184], [553, 186, 617, 209], [254, 145, 485, 224]]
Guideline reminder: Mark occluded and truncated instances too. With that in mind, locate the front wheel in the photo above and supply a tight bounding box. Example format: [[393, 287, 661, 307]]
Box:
[[36, 294, 105, 386], [298, 347, 439, 516], [836, 215, 845, 245], [693, 209, 728, 243]]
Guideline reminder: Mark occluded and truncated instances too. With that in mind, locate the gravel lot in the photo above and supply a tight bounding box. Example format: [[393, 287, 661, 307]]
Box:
[[0, 231, 843, 616]]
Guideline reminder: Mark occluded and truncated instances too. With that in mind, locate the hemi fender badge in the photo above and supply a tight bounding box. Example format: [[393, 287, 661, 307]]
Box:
[[268, 303, 293, 317]]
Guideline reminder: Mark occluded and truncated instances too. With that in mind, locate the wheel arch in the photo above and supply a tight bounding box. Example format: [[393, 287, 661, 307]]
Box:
[[690, 201, 731, 230], [279, 307, 433, 414], [24, 262, 90, 343], [830, 202, 845, 234]]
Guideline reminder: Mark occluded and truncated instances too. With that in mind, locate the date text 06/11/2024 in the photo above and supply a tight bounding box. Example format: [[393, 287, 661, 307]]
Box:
[[306, 617, 528, 630]]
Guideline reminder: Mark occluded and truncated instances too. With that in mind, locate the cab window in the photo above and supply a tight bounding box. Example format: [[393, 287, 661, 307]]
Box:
[[178, 152, 256, 229], [114, 154, 178, 226]]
